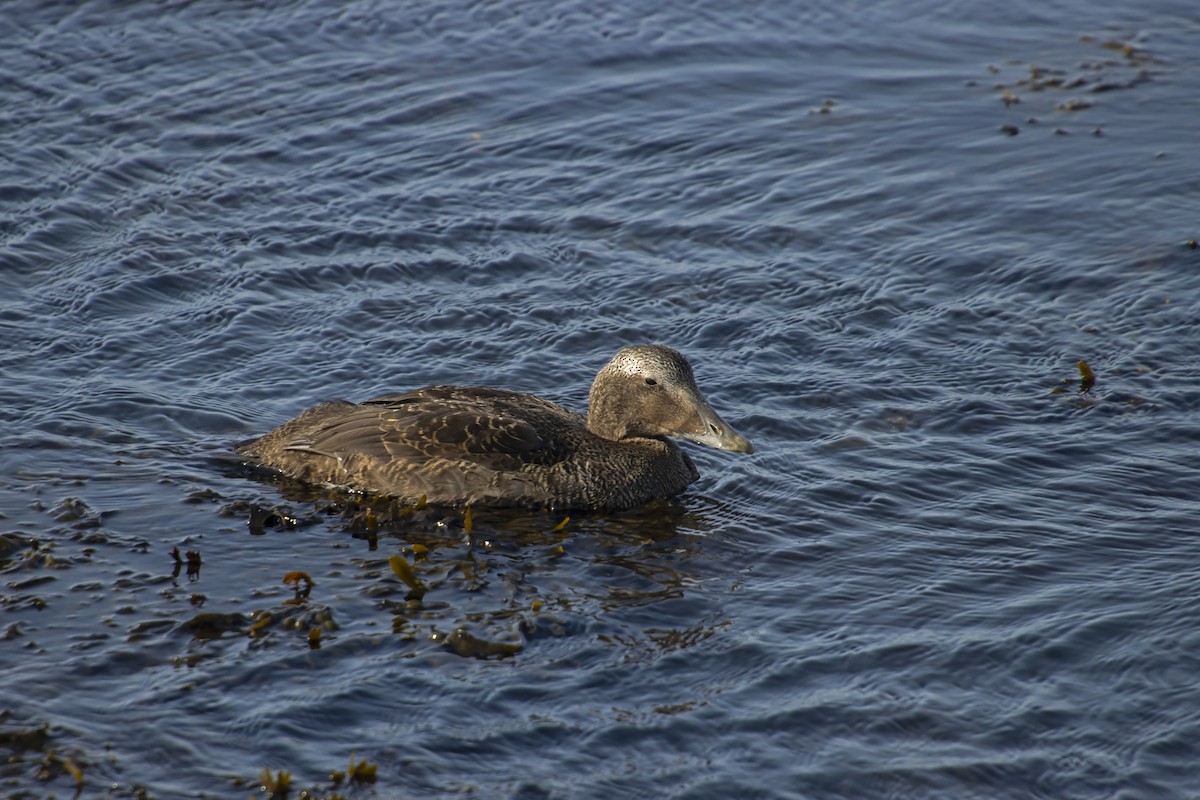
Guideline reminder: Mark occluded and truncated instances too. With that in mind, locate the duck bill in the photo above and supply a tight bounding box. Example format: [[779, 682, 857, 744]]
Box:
[[673, 402, 754, 454]]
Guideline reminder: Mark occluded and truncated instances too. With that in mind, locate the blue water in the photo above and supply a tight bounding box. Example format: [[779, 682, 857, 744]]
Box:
[[3, 0, 1200, 797]]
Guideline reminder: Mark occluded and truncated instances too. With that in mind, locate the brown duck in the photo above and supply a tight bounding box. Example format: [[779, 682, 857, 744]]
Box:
[[238, 344, 753, 511]]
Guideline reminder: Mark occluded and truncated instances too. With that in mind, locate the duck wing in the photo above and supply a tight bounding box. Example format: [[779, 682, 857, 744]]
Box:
[[283, 386, 580, 471]]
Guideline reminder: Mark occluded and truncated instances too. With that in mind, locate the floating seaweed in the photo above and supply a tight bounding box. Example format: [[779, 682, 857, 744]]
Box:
[[259, 767, 291, 798], [187, 612, 248, 639], [1050, 358, 1097, 394], [808, 97, 837, 115], [438, 626, 523, 659], [1056, 98, 1093, 111], [170, 546, 202, 580], [346, 753, 378, 784], [220, 499, 302, 535], [55, 753, 84, 790], [243, 755, 384, 799], [0, 715, 87, 794], [51, 497, 106, 529], [388, 554, 428, 602], [1077, 359, 1096, 393], [328, 753, 378, 787], [245, 603, 337, 639], [282, 570, 314, 599], [980, 34, 1158, 135]]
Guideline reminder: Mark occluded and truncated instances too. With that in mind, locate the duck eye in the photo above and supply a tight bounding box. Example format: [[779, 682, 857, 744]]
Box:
[[644, 377, 657, 386]]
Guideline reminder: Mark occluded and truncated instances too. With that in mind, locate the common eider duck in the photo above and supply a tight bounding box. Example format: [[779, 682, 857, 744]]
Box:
[[238, 344, 752, 511]]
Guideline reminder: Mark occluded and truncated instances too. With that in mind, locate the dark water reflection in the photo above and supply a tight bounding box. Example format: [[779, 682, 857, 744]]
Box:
[[4, 0, 1200, 797]]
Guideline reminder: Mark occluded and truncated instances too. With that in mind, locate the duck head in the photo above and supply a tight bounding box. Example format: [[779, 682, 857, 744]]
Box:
[[586, 344, 754, 453]]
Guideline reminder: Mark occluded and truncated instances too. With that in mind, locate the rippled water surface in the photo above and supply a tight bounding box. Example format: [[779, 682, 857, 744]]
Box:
[[3, 0, 1200, 797]]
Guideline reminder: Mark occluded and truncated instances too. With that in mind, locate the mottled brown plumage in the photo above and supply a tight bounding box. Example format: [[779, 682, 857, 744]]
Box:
[[238, 345, 752, 511]]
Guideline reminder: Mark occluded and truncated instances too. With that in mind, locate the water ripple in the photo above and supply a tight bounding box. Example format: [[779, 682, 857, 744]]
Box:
[[2, 0, 1199, 797]]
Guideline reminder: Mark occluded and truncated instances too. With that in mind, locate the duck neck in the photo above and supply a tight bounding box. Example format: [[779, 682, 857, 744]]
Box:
[[586, 383, 632, 441], [586, 406, 627, 441]]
